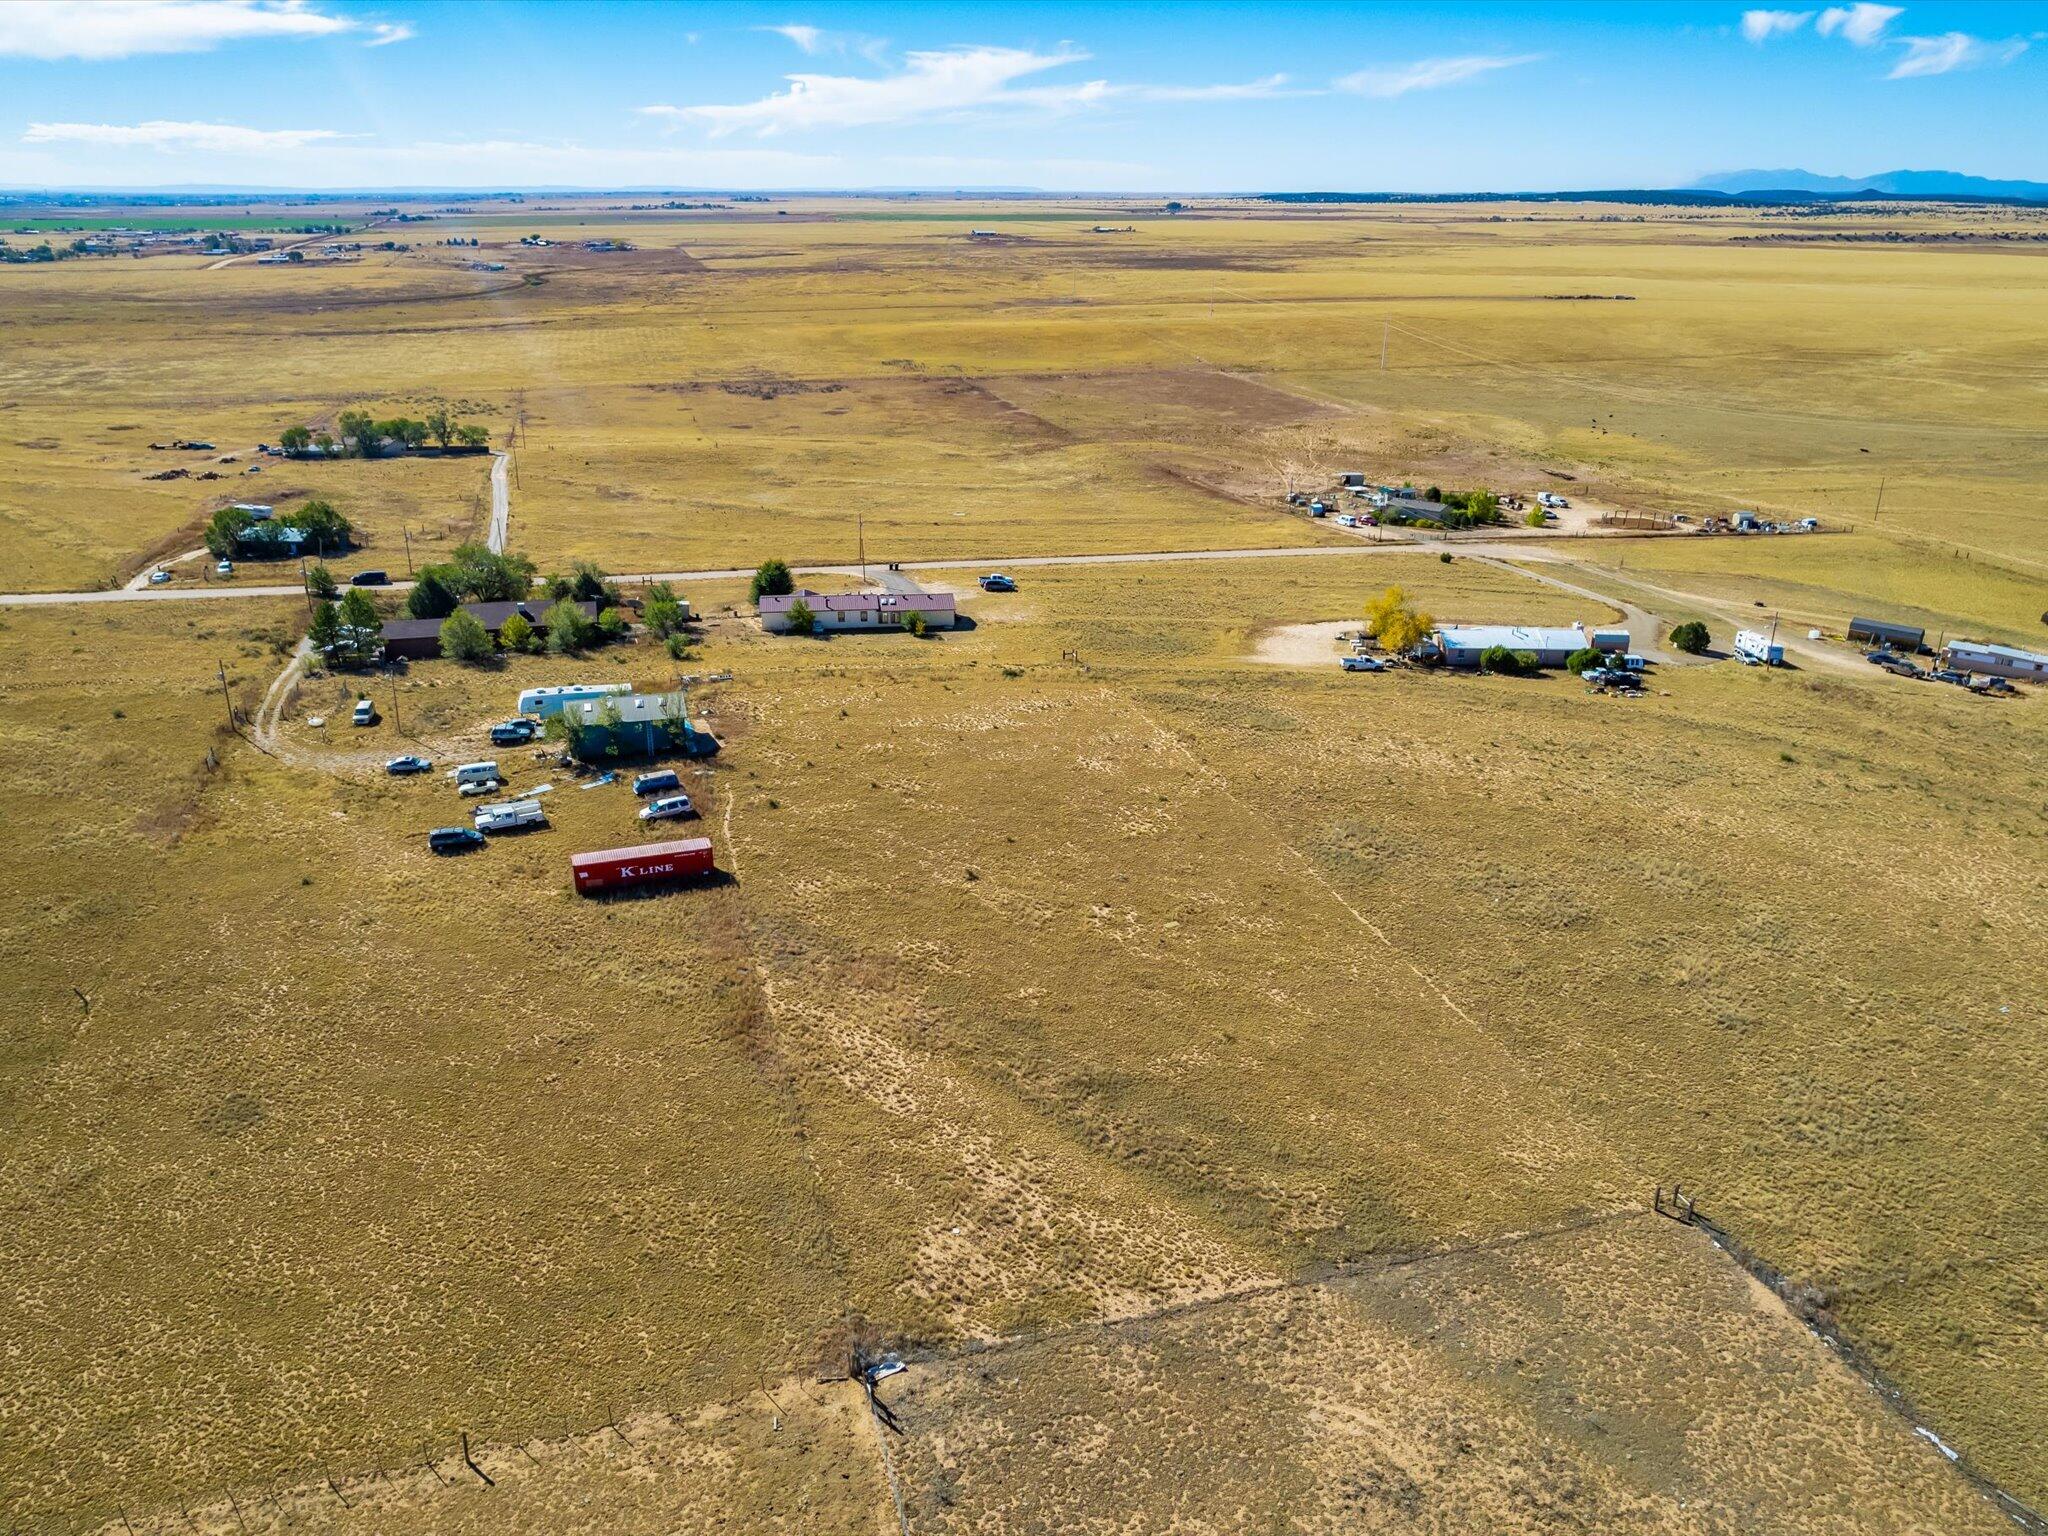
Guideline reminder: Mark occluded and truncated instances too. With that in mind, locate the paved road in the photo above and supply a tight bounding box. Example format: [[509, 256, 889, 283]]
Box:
[[0, 537, 1585, 609]]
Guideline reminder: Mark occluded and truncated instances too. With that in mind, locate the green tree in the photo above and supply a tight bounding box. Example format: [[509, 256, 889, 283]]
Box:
[[439, 608, 495, 664], [1525, 507, 1548, 528], [405, 568, 460, 620], [1566, 647, 1605, 675], [337, 587, 380, 630], [750, 557, 795, 603], [785, 597, 817, 635], [291, 498, 351, 554], [903, 608, 930, 638], [337, 408, 379, 457], [1425, 485, 1443, 504], [312, 431, 335, 454], [543, 598, 592, 654], [305, 561, 338, 600], [455, 424, 490, 449], [1670, 620, 1711, 655], [279, 425, 312, 454], [424, 406, 453, 449], [203, 504, 255, 559], [597, 605, 630, 642], [643, 581, 687, 638], [447, 542, 535, 602], [307, 599, 342, 655], [497, 611, 537, 653]]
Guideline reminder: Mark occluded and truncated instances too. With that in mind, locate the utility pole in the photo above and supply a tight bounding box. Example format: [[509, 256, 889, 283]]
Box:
[[1873, 475, 1885, 522], [390, 676, 402, 734], [217, 660, 236, 731], [857, 513, 866, 583], [298, 554, 311, 612], [401, 525, 414, 575]]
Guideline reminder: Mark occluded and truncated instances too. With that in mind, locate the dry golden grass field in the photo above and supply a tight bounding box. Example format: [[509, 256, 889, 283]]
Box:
[[1, 195, 2044, 1534]]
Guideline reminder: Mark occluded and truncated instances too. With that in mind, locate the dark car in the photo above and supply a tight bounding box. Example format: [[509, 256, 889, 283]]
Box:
[[489, 719, 538, 745], [632, 769, 681, 797], [1864, 650, 1898, 665], [978, 573, 1017, 593], [1930, 669, 1966, 686], [385, 754, 433, 775], [351, 569, 390, 587], [427, 826, 486, 854]]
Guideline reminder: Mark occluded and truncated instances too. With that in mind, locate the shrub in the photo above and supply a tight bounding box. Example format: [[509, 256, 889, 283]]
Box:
[[1439, 552, 1453, 563], [1526, 507, 1548, 528], [304, 561, 338, 600], [439, 609, 494, 664], [785, 598, 817, 635], [1479, 644, 1526, 675], [597, 605, 630, 641], [903, 608, 929, 638], [750, 558, 795, 603], [1566, 647, 1605, 675], [497, 611, 536, 653], [643, 581, 687, 638], [1670, 619, 1711, 655], [543, 598, 593, 654]]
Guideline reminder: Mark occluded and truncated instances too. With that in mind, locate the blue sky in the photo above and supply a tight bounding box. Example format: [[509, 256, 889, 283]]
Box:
[[1, 0, 2043, 191]]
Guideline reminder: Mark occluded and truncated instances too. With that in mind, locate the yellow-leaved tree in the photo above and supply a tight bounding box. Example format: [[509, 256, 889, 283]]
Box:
[[1364, 585, 1434, 655]]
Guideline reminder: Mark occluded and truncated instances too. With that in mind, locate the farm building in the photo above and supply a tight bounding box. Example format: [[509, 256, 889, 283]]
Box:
[[1383, 495, 1452, 524], [1848, 616, 1927, 652], [378, 599, 599, 662], [234, 522, 306, 557], [1433, 623, 1593, 669], [1591, 628, 1630, 653], [759, 588, 956, 634], [1943, 640, 2048, 682], [566, 692, 720, 760]]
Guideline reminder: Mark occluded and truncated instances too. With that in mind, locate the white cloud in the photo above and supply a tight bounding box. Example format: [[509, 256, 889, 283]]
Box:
[[1887, 29, 2027, 76], [0, 0, 413, 59], [644, 45, 1106, 135], [365, 20, 414, 46], [23, 119, 347, 151], [1741, 10, 1813, 43], [1334, 53, 1543, 98], [1816, 3, 1901, 45], [763, 23, 824, 54], [1128, 73, 1296, 102]]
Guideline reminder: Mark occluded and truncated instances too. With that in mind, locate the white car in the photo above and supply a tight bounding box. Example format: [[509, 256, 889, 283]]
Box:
[[148, 569, 171, 584], [458, 778, 503, 797], [639, 792, 696, 822], [1340, 655, 1386, 672], [1335, 514, 1359, 528], [215, 559, 233, 575]]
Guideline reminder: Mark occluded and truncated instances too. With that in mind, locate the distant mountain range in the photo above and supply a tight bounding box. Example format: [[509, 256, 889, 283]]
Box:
[[1692, 168, 2048, 200]]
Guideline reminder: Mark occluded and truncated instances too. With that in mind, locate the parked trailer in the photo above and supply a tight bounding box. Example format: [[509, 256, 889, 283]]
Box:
[[517, 682, 632, 718], [571, 837, 715, 896], [1734, 629, 1784, 666]]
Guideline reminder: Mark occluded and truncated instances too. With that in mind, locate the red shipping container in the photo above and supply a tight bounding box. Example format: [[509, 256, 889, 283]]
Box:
[[571, 837, 714, 895]]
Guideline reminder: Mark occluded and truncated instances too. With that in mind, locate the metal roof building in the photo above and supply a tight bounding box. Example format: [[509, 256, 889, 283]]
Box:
[[759, 588, 956, 634], [1943, 640, 2048, 681], [1848, 616, 1926, 652], [1434, 623, 1592, 668]]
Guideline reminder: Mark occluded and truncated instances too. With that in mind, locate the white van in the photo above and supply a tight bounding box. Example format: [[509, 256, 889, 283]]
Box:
[[474, 798, 546, 834], [451, 760, 501, 786], [351, 698, 377, 727]]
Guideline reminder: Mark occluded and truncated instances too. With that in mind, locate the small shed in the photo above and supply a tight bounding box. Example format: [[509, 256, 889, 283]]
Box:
[[1847, 616, 1925, 653], [1590, 628, 1630, 653]]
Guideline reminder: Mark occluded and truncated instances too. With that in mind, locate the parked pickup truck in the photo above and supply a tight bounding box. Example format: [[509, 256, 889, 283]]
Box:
[[474, 798, 546, 834]]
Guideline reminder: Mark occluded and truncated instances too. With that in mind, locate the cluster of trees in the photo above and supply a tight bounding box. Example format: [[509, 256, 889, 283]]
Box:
[[1379, 487, 1503, 531], [1363, 585, 1434, 656], [437, 598, 627, 667], [279, 406, 488, 458], [204, 498, 352, 559], [1670, 620, 1711, 655], [403, 544, 537, 617], [0, 238, 91, 264], [307, 589, 384, 669], [399, 550, 638, 667], [1566, 647, 1608, 675]]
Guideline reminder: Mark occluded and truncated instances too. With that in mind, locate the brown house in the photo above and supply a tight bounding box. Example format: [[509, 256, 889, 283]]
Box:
[[379, 599, 600, 661]]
